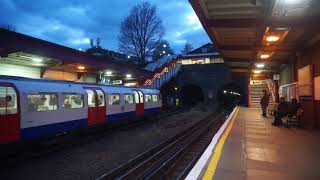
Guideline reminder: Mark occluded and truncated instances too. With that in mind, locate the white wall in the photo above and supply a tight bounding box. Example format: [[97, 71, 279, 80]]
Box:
[[43, 70, 78, 81], [0, 63, 40, 78]]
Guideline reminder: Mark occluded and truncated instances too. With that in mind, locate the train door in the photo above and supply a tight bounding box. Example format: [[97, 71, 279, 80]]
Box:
[[133, 90, 144, 116], [84, 87, 106, 126], [0, 83, 20, 144]]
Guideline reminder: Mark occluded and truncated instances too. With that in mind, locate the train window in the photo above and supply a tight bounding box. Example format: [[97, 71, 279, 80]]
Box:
[[152, 94, 158, 102], [145, 94, 152, 103], [86, 89, 96, 107], [0, 86, 18, 115], [96, 90, 105, 107], [62, 94, 83, 109], [109, 94, 120, 105], [124, 94, 134, 104], [134, 91, 140, 103], [27, 94, 58, 112]]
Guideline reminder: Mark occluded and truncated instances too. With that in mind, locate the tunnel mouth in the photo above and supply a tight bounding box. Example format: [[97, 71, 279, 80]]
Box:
[[218, 83, 244, 109], [179, 84, 204, 108]]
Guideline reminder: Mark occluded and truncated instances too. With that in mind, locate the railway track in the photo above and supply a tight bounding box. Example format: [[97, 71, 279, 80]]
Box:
[[97, 110, 228, 180], [0, 109, 183, 171]]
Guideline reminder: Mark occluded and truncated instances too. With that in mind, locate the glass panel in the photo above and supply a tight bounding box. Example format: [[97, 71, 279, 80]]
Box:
[[6, 87, 17, 114], [96, 90, 105, 107], [62, 94, 83, 109], [152, 94, 158, 102], [109, 94, 120, 105], [86, 89, 96, 107], [138, 91, 144, 103], [27, 94, 58, 112], [125, 94, 134, 104], [145, 94, 152, 103], [134, 91, 140, 103], [0, 86, 18, 115]]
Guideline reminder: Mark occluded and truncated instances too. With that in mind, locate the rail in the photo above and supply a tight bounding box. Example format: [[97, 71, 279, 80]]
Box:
[[97, 110, 227, 180]]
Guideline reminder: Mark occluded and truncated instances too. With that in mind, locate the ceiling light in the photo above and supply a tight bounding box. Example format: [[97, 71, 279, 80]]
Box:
[[106, 71, 112, 75], [162, 51, 166, 54], [256, 63, 265, 68], [126, 74, 132, 78], [260, 54, 270, 59], [77, 66, 85, 70], [163, 44, 167, 48], [32, 57, 43, 63], [266, 36, 280, 42], [253, 70, 262, 74], [127, 55, 131, 59]]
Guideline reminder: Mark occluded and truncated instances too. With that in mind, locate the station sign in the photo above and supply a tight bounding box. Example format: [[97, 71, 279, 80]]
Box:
[[112, 80, 123, 85]]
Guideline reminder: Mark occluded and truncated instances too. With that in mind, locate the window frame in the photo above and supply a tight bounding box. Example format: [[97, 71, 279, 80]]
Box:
[[0, 86, 18, 115], [152, 94, 158, 102], [61, 93, 84, 109], [108, 93, 121, 105], [27, 93, 59, 112], [124, 93, 134, 104], [145, 94, 152, 103]]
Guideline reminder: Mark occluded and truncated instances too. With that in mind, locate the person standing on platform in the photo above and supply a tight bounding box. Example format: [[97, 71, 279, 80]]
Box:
[[260, 90, 270, 117]]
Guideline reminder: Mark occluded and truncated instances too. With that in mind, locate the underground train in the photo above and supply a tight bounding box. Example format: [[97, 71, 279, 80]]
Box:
[[0, 76, 162, 145]]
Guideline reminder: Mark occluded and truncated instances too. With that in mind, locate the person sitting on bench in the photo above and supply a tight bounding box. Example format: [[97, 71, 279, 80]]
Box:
[[287, 98, 300, 115], [272, 97, 288, 126]]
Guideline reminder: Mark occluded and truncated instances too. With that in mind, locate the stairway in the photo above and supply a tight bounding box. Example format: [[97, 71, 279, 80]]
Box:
[[249, 82, 274, 108]]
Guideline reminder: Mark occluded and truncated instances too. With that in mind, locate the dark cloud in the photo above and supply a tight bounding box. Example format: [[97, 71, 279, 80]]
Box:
[[0, 0, 210, 52]]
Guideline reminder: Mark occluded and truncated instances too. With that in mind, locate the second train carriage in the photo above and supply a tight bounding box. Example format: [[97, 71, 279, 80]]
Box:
[[0, 76, 162, 145]]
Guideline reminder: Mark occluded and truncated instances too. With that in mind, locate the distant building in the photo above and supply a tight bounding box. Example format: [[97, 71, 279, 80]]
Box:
[[179, 43, 224, 65]]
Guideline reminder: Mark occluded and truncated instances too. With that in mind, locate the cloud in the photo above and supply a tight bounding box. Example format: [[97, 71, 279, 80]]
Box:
[[0, 0, 211, 52]]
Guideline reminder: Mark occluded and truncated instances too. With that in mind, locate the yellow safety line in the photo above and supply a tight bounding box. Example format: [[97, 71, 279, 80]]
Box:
[[202, 107, 240, 180]]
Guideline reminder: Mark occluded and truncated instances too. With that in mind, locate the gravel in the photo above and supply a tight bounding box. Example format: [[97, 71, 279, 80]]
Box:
[[0, 110, 212, 180]]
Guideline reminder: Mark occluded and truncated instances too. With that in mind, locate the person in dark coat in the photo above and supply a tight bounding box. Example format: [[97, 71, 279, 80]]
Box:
[[288, 98, 300, 114], [260, 90, 270, 117], [272, 97, 288, 126]]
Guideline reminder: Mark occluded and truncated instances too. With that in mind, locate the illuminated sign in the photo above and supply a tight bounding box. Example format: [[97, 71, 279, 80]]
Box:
[[112, 80, 123, 85]]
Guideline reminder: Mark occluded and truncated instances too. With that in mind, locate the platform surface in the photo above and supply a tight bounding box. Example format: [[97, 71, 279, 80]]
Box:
[[207, 107, 320, 180]]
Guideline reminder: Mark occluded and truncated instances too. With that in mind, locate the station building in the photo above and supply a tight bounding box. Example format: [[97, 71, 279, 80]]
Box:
[[190, 0, 320, 128], [0, 28, 152, 86]]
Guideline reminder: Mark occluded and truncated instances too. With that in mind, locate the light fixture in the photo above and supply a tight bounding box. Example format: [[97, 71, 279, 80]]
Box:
[[127, 55, 131, 59], [162, 51, 166, 54], [253, 70, 262, 74], [168, 54, 171, 56], [223, 90, 227, 94], [77, 66, 85, 70], [260, 54, 270, 59], [174, 87, 178, 90], [126, 74, 132, 78], [106, 71, 112, 75], [256, 63, 265, 68], [163, 44, 167, 48], [266, 35, 280, 42], [32, 57, 43, 63]]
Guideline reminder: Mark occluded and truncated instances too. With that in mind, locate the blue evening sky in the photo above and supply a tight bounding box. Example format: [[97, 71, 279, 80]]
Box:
[[0, 0, 211, 53]]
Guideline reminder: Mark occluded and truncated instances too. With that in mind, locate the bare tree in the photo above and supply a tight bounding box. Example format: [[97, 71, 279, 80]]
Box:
[[118, 1, 165, 63]]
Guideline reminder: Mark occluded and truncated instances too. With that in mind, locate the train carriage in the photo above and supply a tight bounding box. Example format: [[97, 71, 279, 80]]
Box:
[[0, 76, 162, 145]]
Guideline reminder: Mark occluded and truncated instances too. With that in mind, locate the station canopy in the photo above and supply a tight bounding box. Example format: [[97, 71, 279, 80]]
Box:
[[0, 29, 153, 79], [190, 0, 320, 78]]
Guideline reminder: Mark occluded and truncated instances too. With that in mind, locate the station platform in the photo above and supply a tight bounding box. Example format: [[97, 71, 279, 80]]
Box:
[[187, 107, 320, 180]]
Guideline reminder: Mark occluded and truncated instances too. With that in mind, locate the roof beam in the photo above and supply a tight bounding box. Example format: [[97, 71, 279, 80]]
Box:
[[219, 45, 297, 52], [206, 17, 320, 28]]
